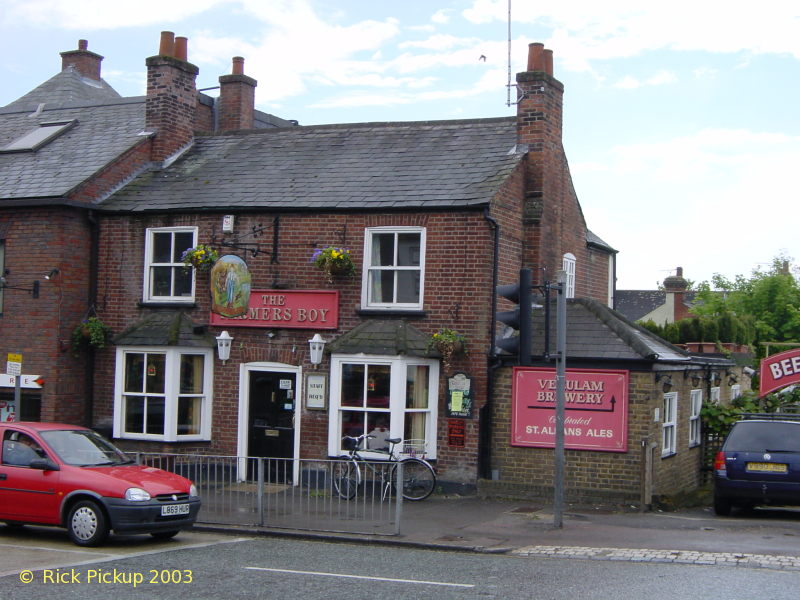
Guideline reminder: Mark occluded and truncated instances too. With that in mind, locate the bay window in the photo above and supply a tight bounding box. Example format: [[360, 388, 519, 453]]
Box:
[[329, 355, 438, 459], [113, 347, 212, 441]]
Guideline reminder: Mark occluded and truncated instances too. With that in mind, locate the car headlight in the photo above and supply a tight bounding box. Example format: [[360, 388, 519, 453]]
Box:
[[189, 484, 198, 498], [125, 487, 151, 501]]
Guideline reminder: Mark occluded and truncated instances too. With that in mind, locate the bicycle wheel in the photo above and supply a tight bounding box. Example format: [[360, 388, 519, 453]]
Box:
[[392, 458, 435, 501], [332, 458, 359, 500]]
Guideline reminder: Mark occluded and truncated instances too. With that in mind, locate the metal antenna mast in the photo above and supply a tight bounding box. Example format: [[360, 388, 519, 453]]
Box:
[[506, 0, 513, 106]]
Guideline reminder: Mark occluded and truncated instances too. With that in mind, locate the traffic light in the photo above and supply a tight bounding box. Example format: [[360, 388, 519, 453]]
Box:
[[496, 268, 533, 366]]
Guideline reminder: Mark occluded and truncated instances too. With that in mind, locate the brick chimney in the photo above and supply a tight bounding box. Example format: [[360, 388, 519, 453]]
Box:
[[60, 39, 103, 81], [663, 267, 691, 321], [146, 31, 199, 162], [218, 56, 257, 131], [516, 42, 573, 281]]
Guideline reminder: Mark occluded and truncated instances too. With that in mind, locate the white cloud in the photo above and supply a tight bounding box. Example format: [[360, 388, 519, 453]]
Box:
[[0, 0, 225, 29], [612, 69, 677, 89], [463, 0, 800, 73], [431, 9, 453, 25]]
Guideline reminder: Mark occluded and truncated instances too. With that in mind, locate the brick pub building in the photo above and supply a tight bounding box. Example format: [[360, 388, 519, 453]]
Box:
[[0, 33, 744, 504]]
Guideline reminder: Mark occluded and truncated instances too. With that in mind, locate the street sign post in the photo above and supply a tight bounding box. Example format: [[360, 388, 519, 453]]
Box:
[[6, 353, 23, 418]]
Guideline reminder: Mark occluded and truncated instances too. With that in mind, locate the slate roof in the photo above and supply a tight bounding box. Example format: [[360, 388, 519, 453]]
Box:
[[326, 320, 434, 358], [614, 290, 698, 322], [98, 117, 523, 213], [3, 66, 121, 111], [113, 311, 216, 347], [522, 297, 715, 364], [0, 97, 146, 203]]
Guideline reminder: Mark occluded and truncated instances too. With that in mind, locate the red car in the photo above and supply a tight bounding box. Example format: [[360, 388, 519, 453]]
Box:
[[0, 422, 200, 546]]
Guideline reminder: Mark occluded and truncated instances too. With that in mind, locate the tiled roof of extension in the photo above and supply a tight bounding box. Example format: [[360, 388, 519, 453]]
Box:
[[99, 117, 523, 213]]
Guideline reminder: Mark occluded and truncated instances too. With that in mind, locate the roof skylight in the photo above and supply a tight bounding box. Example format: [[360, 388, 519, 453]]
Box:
[[1, 120, 76, 153]]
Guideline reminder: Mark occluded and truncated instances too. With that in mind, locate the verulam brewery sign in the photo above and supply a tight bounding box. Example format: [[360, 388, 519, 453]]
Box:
[[511, 367, 629, 452]]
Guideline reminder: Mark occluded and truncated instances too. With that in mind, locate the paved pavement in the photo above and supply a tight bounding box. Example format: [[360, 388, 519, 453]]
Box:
[[198, 496, 800, 571]]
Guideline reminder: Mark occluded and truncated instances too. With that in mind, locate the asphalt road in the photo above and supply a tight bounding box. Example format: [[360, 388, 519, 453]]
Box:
[[2, 529, 800, 600]]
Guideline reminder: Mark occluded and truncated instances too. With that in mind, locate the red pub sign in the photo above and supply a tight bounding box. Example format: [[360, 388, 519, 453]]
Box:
[[759, 347, 800, 396], [511, 367, 629, 452], [210, 289, 339, 330]]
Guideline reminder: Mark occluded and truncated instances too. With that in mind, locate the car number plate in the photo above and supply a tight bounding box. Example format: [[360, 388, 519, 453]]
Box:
[[746, 462, 787, 473], [161, 503, 190, 516]]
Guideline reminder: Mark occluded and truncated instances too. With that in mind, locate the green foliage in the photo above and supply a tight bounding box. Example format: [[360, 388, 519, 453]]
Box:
[[71, 317, 112, 353], [700, 391, 783, 437], [691, 254, 800, 357]]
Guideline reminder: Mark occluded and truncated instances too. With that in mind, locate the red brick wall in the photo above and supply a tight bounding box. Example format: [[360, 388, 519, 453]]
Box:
[[94, 207, 502, 483], [0, 208, 92, 424]]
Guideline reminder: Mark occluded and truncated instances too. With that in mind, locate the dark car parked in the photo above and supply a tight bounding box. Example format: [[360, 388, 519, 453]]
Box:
[[713, 414, 800, 515]]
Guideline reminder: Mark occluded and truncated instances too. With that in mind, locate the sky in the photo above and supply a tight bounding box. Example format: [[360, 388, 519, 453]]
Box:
[[1, 0, 799, 290]]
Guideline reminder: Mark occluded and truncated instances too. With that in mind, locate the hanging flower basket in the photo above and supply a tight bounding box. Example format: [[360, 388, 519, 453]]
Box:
[[428, 328, 467, 371], [71, 317, 112, 354], [181, 244, 219, 272], [311, 246, 357, 283]]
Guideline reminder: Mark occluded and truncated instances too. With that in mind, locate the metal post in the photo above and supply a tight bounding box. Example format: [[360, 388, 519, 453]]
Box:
[[13, 375, 21, 418], [553, 270, 568, 528], [257, 458, 265, 526], [394, 461, 403, 535]]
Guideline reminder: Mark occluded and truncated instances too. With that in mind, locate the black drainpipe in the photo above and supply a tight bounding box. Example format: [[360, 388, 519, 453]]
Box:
[[84, 209, 100, 428], [479, 208, 501, 480]]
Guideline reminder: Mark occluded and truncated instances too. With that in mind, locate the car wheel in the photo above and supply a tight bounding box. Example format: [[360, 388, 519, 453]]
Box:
[[67, 500, 109, 546], [150, 530, 180, 540], [4, 521, 25, 530], [713, 493, 732, 516]]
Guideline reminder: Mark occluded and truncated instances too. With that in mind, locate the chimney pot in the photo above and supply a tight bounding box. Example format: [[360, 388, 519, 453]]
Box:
[[543, 49, 554, 76], [527, 42, 545, 72], [174, 36, 188, 61], [159, 31, 175, 57], [232, 56, 245, 75]]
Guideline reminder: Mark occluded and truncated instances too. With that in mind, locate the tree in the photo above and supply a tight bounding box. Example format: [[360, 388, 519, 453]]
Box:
[[691, 255, 800, 357]]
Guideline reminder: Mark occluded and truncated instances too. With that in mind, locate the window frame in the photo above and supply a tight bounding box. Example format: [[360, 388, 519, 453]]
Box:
[[662, 391, 677, 457], [112, 346, 213, 442], [710, 386, 721, 405], [361, 226, 426, 311], [327, 353, 439, 459], [143, 226, 197, 303], [562, 253, 576, 298], [689, 389, 702, 448], [731, 384, 742, 401]]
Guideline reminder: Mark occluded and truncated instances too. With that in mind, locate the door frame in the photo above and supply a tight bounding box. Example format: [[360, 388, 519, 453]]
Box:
[[237, 361, 302, 483]]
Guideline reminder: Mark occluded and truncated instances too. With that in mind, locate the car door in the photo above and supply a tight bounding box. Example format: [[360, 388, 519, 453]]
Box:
[[0, 429, 61, 524]]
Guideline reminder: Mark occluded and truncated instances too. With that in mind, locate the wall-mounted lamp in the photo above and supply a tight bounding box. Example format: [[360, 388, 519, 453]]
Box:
[[708, 371, 721, 386], [216, 330, 233, 362], [0, 272, 39, 298], [691, 374, 701, 388], [728, 374, 738, 386], [308, 333, 326, 366], [655, 373, 673, 393], [44, 268, 60, 280]]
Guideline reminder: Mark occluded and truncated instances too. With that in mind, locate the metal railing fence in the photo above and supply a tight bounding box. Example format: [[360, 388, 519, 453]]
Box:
[[135, 453, 402, 535]]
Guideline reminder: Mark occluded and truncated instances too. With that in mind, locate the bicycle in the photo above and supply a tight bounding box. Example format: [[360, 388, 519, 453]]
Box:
[[332, 434, 436, 501]]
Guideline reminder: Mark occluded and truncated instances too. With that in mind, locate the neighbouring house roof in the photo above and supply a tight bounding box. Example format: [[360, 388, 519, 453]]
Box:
[[113, 311, 216, 347], [98, 117, 523, 213], [614, 290, 698, 323], [326, 320, 435, 358], [586, 229, 616, 253], [524, 297, 729, 366], [3, 67, 122, 111], [0, 97, 146, 203]]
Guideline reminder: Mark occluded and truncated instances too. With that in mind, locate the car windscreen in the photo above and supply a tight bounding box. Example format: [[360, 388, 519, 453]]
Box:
[[40, 429, 134, 466], [724, 422, 800, 453]]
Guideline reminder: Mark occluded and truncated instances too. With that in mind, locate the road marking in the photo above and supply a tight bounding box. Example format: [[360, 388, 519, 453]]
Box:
[[245, 566, 475, 588]]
